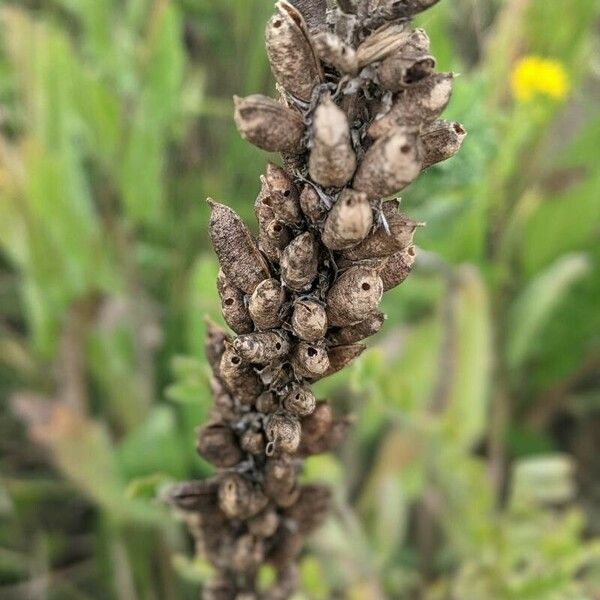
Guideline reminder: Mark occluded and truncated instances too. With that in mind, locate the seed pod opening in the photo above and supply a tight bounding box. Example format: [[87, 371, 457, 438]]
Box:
[[219, 343, 264, 404], [321, 189, 373, 250], [209, 200, 270, 294], [266, 412, 302, 454], [380, 245, 416, 291], [233, 331, 290, 365], [259, 219, 292, 263], [196, 422, 243, 468], [282, 383, 317, 417], [309, 94, 357, 188], [420, 120, 467, 169], [291, 341, 330, 378], [299, 184, 327, 224], [291, 300, 327, 342], [326, 266, 383, 327], [233, 95, 305, 154], [249, 278, 286, 330], [377, 49, 436, 92], [265, 2, 323, 101], [263, 163, 302, 225], [280, 232, 320, 291], [353, 128, 421, 200], [328, 311, 386, 345]]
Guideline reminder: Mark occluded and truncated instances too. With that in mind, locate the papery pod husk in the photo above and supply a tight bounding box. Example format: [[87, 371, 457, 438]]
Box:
[[377, 47, 436, 92], [280, 232, 320, 291], [209, 200, 270, 294], [219, 343, 264, 404], [313, 343, 366, 380], [327, 311, 386, 345], [289, 0, 327, 32], [196, 422, 244, 468], [218, 473, 269, 520], [312, 31, 358, 74], [291, 299, 327, 342], [368, 0, 441, 19], [249, 278, 286, 330], [234, 331, 290, 364], [325, 266, 383, 327], [282, 383, 317, 417], [217, 271, 254, 334], [321, 189, 373, 250], [353, 127, 422, 200], [299, 184, 327, 224], [380, 244, 416, 290], [283, 484, 331, 535], [420, 120, 467, 169], [263, 163, 302, 225], [291, 340, 330, 378], [205, 319, 231, 374], [266, 411, 302, 454], [265, 1, 323, 101], [234, 95, 305, 154], [309, 94, 357, 188], [355, 21, 413, 68], [368, 72, 454, 138]]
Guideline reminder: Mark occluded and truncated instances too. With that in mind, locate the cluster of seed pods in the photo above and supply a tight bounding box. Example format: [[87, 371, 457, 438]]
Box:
[[168, 1, 465, 598]]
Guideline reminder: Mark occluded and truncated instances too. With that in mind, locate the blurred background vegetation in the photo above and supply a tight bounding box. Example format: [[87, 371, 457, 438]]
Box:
[[0, 0, 599, 598]]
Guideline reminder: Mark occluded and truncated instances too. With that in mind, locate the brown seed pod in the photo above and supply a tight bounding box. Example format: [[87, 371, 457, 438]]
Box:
[[356, 21, 413, 68], [353, 128, 421, 200], [321, 189, 373, 250], [265, 2, 323, 101], [325, 266, 383, 327], [291, 300, 327, 342], [288, 0, 327, 32], [368, 0, 440, 18], [263, 163, 302, 225], [232, 534, 265, 573], [234, 331, 290, 365], [420, 120, 467, 170], [216, 271, 254, 334], [249, 278, 286, 330], [314, 343, 366, 380], [340, 200, 423, 261], [259, 220, 292, 263], [299, 184, 327, 224], [377, 48, 436, 92], [196, 422, 243, 468], [219, 343, 263, 404], [240, 429, 266, 455], [291, 341, 330, 378], [368, 73, 454, 138], [165, 479, 220, 514], [282, 383, 317, 417], [283, 484, 331, 535], [210, 377, 237, 424], [255, 390, 280, 414], [312, 31, 358, 74], [301, 417, 351, 455], [309, 94, 357, 188], [327, 311, 386, 345], [209, 200, 270, 294], [205, 319, 231, 375], [280, 232, 320, 291], [380, 245, 416, 291], [233, 95, 305, 154], [264, 455, 298, 501], [247, 508, 280, 538], [266, 412, 302, 455], [218, 473, 269, 520], [299, 401, 333, 451]]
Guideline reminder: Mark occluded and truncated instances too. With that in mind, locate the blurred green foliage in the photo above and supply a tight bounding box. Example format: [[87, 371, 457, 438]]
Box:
[[0, 0, 599, 598]]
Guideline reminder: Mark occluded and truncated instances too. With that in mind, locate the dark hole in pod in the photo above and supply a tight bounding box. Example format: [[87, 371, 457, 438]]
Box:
[[232, 356, 241, 365], [362, 283, 371, 291], [307, 347, 318, 357]]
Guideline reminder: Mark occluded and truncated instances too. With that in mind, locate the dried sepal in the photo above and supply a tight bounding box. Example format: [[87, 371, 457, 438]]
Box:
[[219, 343, 264, 404], [196, 422, 243, 468], [249, 278, 286, 330], [234, 331, 290, 365], [291, 340, 330, 378], [209, 200, 270, 294], [314, 343, 366, 380], [234, 95, 305, 154], [420, 120, 467, 169], [356, 21, 412, 68], [282, 383, 317, 417], [299, 184, 327, 224], [216, 271, 254, 334], [218, 473, 269, 520], [321, 189, 373, 250], [327, 311, 386, 345], [309, 94, 357, 188], [263, 163, 302, 225], [312, 31, 358, 74], [325, 266, 383, 326], [266, 412, 302, 454], [353, 127, 421, 200], [265, 2, 323, 101], [380, 245, 416, 291], [280, 232, 320, 291], [291, 300, 327, 342]]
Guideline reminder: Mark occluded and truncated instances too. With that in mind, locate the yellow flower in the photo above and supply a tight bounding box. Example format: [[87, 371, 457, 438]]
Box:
[[510, 56, 570, 102]]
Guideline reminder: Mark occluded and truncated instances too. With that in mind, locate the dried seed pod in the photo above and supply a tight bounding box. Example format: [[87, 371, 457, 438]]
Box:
[[265, 2, 322, 101], [196, 422, 243, 468], [219, 343, 263, 404], [299, 184, 327, 224], [218, 473, 269, 520], [326, 266, 383, 327], [280, 232, 319, 291], [266, 412, 302, 454], [380, 245, 416, 291], [284, 485, 331, 535], [353, 128, 421, 200], [210, 377, 237, 423], [209, 200, 270, 294], [263, 163, 302, 225], [166, 479, 220, 514], [249, 278, 286, 330], [312, 31, 358, 74], [291, 300, 327, 342], [247, 508, 280, 538], [289, 0, 327, 32], [356, 21, 412, 68], [315, 343, 366, 380], [233, 95, 305, 154], [291, 341, 330, 378], [264, 455, 298, 501], [377, 49, 436, 92], [309, 94, 357, 188], [205, 319, 231, 374], [256, 390, 280, 414], [368, 0, 440, 18], [216, 271, 254, 334], [301, 417, 351, 455], [240, 429, 266, 455], [340, 200, 423, 261], [321, 189, 373, 250], [234, 331, 290, 365], [232, 534, 265, 573], [282, 383, 317, 417], [368, 73, 454, 138], [420, 120, 467, 170], [328, 311, 386, 345], [259, 220, 292, 263]]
